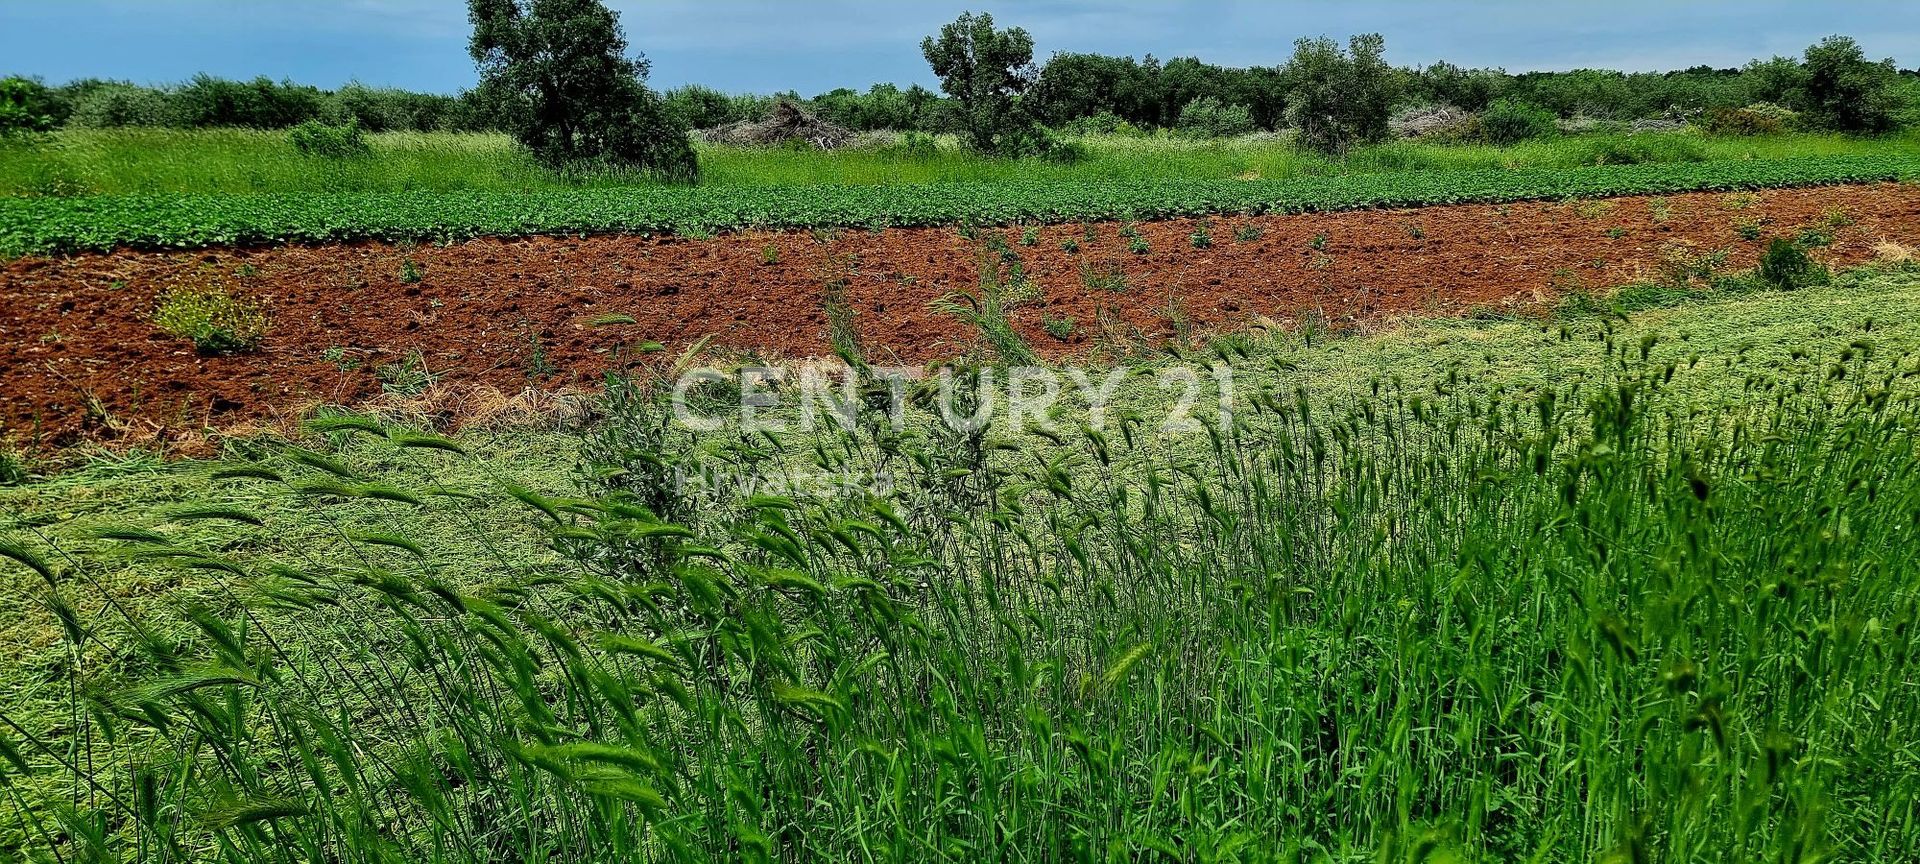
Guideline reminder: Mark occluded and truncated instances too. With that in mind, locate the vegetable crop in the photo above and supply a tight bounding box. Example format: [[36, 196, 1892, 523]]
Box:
[[4, 154, 1916, 256]]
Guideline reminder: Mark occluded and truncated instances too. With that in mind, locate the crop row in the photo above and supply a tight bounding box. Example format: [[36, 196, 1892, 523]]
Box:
[[4, 154, 1918, 257]]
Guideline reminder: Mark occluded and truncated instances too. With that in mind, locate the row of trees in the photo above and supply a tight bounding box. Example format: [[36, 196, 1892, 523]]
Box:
[[4, 3, 1915, 173]]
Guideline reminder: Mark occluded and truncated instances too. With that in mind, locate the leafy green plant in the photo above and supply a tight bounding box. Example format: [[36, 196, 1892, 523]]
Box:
[[1309, 232, 1328, 251], [153, 283, 269, 354], [398, 257, 422, 284], [7, 155, 1920, 257], [760, 243, 779, 265], [1477, 98, 1556, 144], [1189, 220, 1212, 249], [1019, 225, 1039, 246], [1042, 313, 1075, 340], [1756, 238, 1830, 289], [1233, 223, 1262, 242]]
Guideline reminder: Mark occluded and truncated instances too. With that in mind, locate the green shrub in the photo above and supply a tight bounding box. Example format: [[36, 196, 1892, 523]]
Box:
[[0, 76, 57, 136], [1042, 313, 1075, 340], [1477, 98, 1556, 144], [65, 83, 171, 128], [290, 119, 370, 158], [153, 284, 269, 354], [1756, 238, 1830, 290], [1176, 96, 1256, 138]]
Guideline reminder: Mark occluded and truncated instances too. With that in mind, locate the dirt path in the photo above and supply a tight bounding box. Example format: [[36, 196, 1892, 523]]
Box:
[[5, 182, 1919, 450]]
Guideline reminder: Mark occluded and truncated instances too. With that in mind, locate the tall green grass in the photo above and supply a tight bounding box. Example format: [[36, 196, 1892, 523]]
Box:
[[2, 300, 1917, 861], [4, 128, 1915, 196]]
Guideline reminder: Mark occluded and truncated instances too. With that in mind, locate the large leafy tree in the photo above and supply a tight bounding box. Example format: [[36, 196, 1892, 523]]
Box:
[[1281, 34, 1397, 154], [921, 11, 1038, 153], [1799, 35, 1904, 133], [468, 0, 696, 178]]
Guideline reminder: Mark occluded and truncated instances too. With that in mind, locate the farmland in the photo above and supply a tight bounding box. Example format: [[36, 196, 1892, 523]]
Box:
[[6, 3, 1920, 862]]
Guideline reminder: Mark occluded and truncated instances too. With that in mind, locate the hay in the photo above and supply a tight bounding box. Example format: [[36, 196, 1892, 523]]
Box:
[[697, 100, 855, 150]]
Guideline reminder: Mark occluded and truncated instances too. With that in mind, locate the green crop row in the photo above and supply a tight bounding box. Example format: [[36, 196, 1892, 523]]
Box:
[[3, 154, 1917, 256]]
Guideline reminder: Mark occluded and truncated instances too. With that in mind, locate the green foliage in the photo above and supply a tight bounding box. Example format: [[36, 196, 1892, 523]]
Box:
[[1799, 35, 1905, 133], [152, 283, 268, 354], [0, 77, 58, 136], [288, 119, 369, 158], [1282, 33, 1398, 154], [1041, 312, 1074, 340], [10, 153, 1915, 256], [166, 74, 327, 128], [1477, 98, 1557, 144], [399, 258, 422, 283], [1175, 95, 1255, 138], [468, 0, 697, 179], [921, 11, 1038, 154], [1756, 238, 1830, 289]]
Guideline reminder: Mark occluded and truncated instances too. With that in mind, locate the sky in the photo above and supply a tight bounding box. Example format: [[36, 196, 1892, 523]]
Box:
[[3, 1, 1915, 95]]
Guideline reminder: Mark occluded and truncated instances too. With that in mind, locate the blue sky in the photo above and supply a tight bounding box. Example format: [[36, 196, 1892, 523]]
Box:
[[3, 1, 1915, 94]]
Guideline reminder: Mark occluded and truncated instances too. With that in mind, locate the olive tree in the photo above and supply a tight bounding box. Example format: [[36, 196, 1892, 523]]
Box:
[[468, 0, 696, 178]]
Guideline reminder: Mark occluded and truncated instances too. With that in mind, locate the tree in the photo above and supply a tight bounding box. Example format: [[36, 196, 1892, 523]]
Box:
[[1281, 34, 1397, 154], [1800, 35, 1903, 133], [468, 0, 696, 178], [921, 11, 1038, 153]]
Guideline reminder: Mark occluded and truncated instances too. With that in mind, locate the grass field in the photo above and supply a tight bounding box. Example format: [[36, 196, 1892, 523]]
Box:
[[3, 128, 1917, 197], [5, 266, 1920, 861]]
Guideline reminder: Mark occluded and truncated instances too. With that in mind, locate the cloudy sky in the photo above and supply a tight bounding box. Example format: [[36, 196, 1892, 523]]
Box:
[[4, 0, 1914, 94]]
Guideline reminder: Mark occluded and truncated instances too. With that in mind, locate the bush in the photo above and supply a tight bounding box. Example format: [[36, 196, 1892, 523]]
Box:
[[153, 284, 269, 354], [1058, 111, 1138, 137], [1176, 96, 1255, 138], [0, 76, 57, 136], [65, 83, 170, 128], [997, 125, 1085, 162], [168, 74, 326, 128], [1702, 102, 1800, 135], [290, 119, 371, 158], [1756, 238, 1830, 290], [1477, 98, 1557, 144]]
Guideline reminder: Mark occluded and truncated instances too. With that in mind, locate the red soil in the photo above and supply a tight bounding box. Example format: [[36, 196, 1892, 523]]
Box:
[[5, 182, 1919, 451]]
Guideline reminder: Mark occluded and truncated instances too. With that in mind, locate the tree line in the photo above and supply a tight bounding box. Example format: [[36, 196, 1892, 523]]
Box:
[[2, 4, 1915, 175]]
